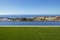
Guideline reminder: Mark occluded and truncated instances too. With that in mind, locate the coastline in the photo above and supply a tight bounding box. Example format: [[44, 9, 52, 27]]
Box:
[[0, 15, 60, 22]]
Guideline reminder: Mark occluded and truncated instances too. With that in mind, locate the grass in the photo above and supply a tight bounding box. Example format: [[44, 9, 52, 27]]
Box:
[[0, 26, 60, 40]]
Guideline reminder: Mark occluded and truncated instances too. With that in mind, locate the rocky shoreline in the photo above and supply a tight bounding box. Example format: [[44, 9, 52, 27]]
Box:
[[0, 16, 60, 22]]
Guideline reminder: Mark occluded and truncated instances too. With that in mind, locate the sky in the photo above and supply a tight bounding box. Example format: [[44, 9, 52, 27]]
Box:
[[0, 0, 60, 15]]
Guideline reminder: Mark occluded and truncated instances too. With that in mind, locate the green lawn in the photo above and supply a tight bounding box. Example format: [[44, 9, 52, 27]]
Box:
[[0, 27, 60, 40]]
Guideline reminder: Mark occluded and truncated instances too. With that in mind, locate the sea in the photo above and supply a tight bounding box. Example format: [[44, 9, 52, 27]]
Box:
[[0, 15, 60, 26]]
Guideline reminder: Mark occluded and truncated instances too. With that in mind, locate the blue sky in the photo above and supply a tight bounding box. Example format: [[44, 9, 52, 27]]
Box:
[[0, 0, 60, 15]]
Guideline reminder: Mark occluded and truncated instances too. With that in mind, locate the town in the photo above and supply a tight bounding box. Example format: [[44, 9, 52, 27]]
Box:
[[0, 16, 60, 22]]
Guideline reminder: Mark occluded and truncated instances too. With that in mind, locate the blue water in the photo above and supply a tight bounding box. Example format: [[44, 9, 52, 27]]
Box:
[[0, 15, 60, 25], [0, 15, 60, 18], [0, 22, 60, 25]]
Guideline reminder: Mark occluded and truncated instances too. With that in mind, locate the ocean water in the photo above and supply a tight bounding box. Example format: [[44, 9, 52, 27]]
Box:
[[0, 15, 60, 18], [0, 22, 60, 25], [0, 15, 60, 25]]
